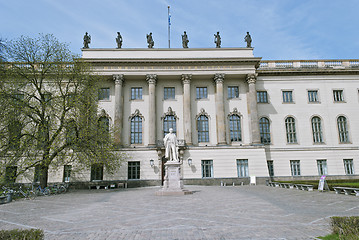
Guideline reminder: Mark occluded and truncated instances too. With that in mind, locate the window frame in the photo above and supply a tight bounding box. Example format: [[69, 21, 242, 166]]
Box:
[[290, 160, 301, 176], [164, 87, 175, 100], [201, 160, 213, 178], [197, 115, 209, 143], [229, 114, 242, 142], [227, 86, 239, 99], [63, 165, 72, 182], [98, 88, 110, 101], [317, 159, 328, 176], [333, 89, 345, 102], [267, 160, 274, 177], [285, 116, 297, 144], [257, 91, 268, 103], [344, 159, 354, 175], [131, 87, 143, 100], [259, 117, 271, 144], [311, 116, 324, 144], [90, 163, 104, 181], [237, 159, 249, 177], [163, 115, 177, 137], [130, 116, 143, 144], [196, 87, 208, 100], [337, 116, 350, 143], [307, 90, 320, 103], [128, 161, 141, 180], [282, 90, 294, 103]]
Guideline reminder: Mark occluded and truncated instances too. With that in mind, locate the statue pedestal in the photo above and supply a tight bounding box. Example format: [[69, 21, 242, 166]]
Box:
[[156, 161, 192, 196]]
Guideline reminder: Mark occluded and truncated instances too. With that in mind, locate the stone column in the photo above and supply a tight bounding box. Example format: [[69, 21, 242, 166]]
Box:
[[247, 74, 261, 144], [214, 73, 226, 145], [113, 74, 124, 146], [146, 74, 157, 146], [182, 74, 192, 145]]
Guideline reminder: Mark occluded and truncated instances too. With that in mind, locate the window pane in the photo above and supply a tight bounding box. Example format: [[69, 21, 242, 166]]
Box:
[[229, 115, 241, 142], [337, 116, 349, 143], [197, 115, 209, 142], [201, 160, 213, 178], [285, 117, 297, 143], [259, 117, 270, 144], [267, 160, 274, 177], [131, 87, 142, 100], [131, 116, 142, 144], [311, 117, 323, 143], [282, 91, 293, 103], [317, 160, 327, 176], [228, 86, 239, 99], [290, 160, 301, 176], [196, 87, 208, 99], [163, 115, 176, 137], [308, 90, 318, 102], [257, 91, 268, 103], [164, 87, 175, 100], [333, 90, 344, 102], [237, 159, 248, 177], [98, 88, 110, 100], [128, 161, 140, 179]]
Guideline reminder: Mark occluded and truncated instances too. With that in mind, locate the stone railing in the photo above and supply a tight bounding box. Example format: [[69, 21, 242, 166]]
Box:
[[259, 59, 359, 69]]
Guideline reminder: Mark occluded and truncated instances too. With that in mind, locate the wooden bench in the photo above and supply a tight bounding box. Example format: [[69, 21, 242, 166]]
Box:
[[333, 187, 359, 196], [280, 183, 294, 189], [293, 184, 314, 191], [88, 181, 128, 190]]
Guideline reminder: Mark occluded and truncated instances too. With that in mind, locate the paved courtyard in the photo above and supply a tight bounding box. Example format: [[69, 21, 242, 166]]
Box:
[[0, 185, 359, 240]]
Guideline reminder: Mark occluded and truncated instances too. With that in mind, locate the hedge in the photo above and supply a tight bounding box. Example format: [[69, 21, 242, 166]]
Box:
[[331, 216, 359, 240], [0, 229, 44, 240]]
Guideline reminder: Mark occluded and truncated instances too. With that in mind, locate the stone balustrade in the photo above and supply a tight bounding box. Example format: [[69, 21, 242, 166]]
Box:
[[259, 59, 359, 69]]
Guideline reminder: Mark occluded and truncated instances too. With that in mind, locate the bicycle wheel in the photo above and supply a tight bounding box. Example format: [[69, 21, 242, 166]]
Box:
[[59, 186, 66, 194], [44, 188, 51, 196], [28, 191, 36, 200]]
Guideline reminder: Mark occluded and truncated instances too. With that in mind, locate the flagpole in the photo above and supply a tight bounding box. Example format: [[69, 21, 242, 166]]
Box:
[[168, 5, 170, 48]]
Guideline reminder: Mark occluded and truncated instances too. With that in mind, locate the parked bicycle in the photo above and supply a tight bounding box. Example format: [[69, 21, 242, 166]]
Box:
[[14, 185, 36, 200], [34, 185, 50, 196]]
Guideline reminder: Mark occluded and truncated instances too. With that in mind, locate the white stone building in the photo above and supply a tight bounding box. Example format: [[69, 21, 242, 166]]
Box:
[[68, 47, 358, 186]]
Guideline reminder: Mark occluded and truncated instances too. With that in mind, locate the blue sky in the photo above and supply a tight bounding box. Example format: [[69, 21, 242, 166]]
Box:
[[1, 0, 358, 60]]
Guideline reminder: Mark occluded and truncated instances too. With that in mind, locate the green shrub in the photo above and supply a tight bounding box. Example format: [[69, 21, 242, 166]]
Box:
[[0, 229, 44, 240], [331, 216, 359, 240]]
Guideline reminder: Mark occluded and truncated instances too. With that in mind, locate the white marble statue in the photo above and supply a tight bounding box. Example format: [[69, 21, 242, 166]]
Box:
[[163, 128, 178, 161]]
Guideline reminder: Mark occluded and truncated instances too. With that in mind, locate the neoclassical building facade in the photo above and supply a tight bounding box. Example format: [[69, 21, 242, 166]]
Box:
[[57, 47, 358, 186]]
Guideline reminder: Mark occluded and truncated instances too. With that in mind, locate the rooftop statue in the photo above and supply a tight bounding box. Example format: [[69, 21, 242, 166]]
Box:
[[214, 31, 221, 48], [146, 32, 154, 48], [163, 128, 179, 162], [244, 32, 252, 48], [83, 32, 91, 49], [116, 32, 123, 49], [182, 31, 189, 48]]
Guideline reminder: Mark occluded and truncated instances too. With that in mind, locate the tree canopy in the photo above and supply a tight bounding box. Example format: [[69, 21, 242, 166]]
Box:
[[0, 34, 124, 187]]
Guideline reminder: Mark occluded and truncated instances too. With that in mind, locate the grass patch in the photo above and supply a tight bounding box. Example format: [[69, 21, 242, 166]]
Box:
[[317, 233, 339, 240], [0, 229, 44, 240]]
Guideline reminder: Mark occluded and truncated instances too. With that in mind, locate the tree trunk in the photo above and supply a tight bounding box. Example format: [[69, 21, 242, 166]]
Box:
[[39, 165, 49, 189]]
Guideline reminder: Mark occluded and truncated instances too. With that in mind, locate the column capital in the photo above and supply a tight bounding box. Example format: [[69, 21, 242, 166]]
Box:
[[214, 73, 225, 84], [246, 74, 257, 84], [181, 74, 192, 84], [146, 74, 157, 84], [113, 74, 124, 85]]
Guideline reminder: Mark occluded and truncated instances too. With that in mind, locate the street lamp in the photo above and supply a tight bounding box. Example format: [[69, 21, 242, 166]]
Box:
[[150, 159, 154, 167], [187, 158, 192, 166]]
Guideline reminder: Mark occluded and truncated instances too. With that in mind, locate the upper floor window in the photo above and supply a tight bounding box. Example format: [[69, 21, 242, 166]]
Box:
[[197, 115, 209, 142], [228, 86, 239, 99], [337, 116, 349, 143], [130, 116, 143, 144], [257, 91, 268, 103], [131, 87, 142, 100], [163, 115, 176, 137], [164, 87, 175, 100], [229, 115, 241, 142], [259, 117, 271, 144], [196, 87, 208, 99], [285, 117, 297, 143], [308, 90, 319, 103], [311, 116, 324, 143], [333, 90, 344, 102], [98, 88, 110, 101], [282, 90, 293, 103]]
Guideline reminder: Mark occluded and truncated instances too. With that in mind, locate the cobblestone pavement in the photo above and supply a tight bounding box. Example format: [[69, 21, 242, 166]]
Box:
[[1, 185, 359, 239]]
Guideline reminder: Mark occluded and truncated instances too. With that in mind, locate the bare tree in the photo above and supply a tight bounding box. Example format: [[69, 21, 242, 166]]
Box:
[[0, 34, 124, 188]]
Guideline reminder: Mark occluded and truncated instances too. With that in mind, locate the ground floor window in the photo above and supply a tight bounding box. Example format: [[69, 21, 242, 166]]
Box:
[[5, 166, 17, 183], [237, 159, 249, 177], [344, 159, 354, 175], [63, 165, 72, 182], [267, 160, 274, 177], [91, 163, 103, 181], [317, 160, 327, 176], [128, 161, 140, 180], [290, 160, 301, 176], [201, 160, 213, 178]]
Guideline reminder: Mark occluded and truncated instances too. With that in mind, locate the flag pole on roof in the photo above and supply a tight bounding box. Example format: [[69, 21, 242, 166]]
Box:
[[168, 5, 171, 48]]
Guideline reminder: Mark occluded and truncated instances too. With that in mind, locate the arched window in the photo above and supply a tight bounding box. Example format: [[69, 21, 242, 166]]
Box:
[[229, 115, 241, 142], [337, 116, 349, 143], [163, 115, 176, 137], [311, 116, 323, 143], [285, 117, 297, 143], [131, 116, 142, 144], [259, 117, 271, 144], [98, 116, 110, 141], [197, 115, 209, 142]]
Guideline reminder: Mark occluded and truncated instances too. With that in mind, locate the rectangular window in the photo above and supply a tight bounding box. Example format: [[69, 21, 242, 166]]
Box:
[[90, 163, 103, 181], [257, 91, 268, 103], [344, 159, 354, 175], [333, 90, 344, 102], [228, 86, 239, 99], [201, 160, 213, 178], [63, 165, 72, 182], [128, 161, 140, 180], [282, 91, 293, 103], [237, 159, 249, 177], [164, 87, 175, 100], [290, 160, 301, 176], [308, 90, 319, 102], [267, 160, 274, 177], [131, 87, 142, 100], [5, 166, 17, 183], [196, 87, 208, 99], [98, 88, 110, 101], [317, 160, 328, 176]]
